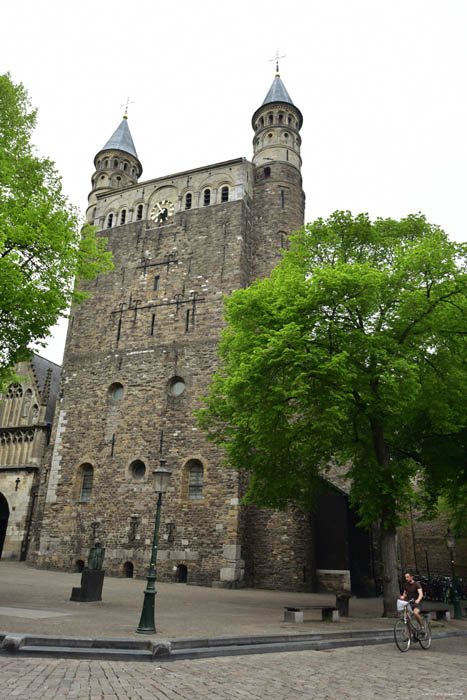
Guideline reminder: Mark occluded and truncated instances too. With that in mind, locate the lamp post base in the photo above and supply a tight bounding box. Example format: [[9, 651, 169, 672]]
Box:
[[136, 568, 157, 634]]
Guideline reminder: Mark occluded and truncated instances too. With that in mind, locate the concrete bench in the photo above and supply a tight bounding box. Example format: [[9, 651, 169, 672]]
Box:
[[284, 605, 340, 623], [423, 607, 451, 621]]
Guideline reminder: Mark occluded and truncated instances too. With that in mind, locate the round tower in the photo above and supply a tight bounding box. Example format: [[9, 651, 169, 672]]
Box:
[[86, 116, 143, 224], [251, 72, 303, 171], [250, 72, 305, 280]]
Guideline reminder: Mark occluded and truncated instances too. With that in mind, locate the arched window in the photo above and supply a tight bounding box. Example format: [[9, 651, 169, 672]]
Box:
[[104, 159, 109, 167], [79, 464, 93, 503], [260, 117, 264, 127], [136, 204, 143, 220], [113, 159, 118, 168], [185, 193, 192, 210], [278, 113, 283, 123], [203, 189, 211, 206], [221, 186, 229, 203], [188, 460, 204, 501], [268, 114, 273, 124], [123, 162, 128, 171], [107, 213, 113, 228], [120, 209, 126, 225], [264, 167, 271, 178], [97, 160, 101, 169]]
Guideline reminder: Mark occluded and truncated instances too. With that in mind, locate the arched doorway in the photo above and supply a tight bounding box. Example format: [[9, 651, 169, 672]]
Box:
[[176, 564, 188, 583], [0, 493, 9, 559]]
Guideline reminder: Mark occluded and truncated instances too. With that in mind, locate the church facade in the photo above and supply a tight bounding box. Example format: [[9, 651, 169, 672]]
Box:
[[27, 73, 326, 590]]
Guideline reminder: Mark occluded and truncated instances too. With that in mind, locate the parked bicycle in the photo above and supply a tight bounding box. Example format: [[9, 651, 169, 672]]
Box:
[[394, 599, 432, 652]]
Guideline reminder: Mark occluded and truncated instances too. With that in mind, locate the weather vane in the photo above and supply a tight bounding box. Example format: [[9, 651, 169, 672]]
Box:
[[269, 50, 286, 74], [121, 97, 135, 118]]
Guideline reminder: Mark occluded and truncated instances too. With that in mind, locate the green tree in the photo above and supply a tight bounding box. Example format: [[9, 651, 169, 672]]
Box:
[[0, 73, 113, 390], [198, 211, 467, 615]]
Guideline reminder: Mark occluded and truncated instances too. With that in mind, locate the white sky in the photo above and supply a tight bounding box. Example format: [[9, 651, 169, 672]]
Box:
[[2, 0, 467, 365]]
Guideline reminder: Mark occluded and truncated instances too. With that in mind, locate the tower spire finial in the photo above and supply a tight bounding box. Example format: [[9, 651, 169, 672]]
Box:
[[269, 50, 286, 77], [121, 96, 135, 120]]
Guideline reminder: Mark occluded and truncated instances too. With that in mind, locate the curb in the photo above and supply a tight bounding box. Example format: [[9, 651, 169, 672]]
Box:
[[1, 628, 466, 662]]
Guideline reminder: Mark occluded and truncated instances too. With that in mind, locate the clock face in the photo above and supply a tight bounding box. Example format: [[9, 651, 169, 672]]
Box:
[[150, 200, 175, 223]]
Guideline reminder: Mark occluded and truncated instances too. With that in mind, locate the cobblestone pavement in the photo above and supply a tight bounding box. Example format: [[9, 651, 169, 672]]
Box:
[[1, 636, 466, 700]]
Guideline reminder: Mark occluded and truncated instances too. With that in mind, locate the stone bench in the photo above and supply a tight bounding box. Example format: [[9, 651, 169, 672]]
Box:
[[284, 605, 340, 623], [423, 607, 451, 621]]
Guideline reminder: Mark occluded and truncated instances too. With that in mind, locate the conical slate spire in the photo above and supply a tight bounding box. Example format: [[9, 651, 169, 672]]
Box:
[[101, 116, 139, 159], [262, 74, 294, 107]]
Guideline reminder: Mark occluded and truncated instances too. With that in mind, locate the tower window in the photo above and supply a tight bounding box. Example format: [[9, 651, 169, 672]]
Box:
[[284, 133, 289, 138], [114, 159, 118, 168], [260, 117, 264, 126], [264, 167, 271, 178], [123, 163, 128, 171], [268, 114, 273, 124], [154, 275, 160, 291], [120, 209, 126, 225], [281, 190, 285, 208], [185, 308, 191, 331], [104, 159, 109, 167], [185, 193, 192, 210], [279, 113, 283, 122], [221, 186, 229, 202], [97, 160, 101, 169], [188, 460, 204, 501], [107, 213, 113, 228], [203, 189, 211, 206], [136, 204, 143, 220], [79, 465, 94, 503], [288, 116, 292, 124]]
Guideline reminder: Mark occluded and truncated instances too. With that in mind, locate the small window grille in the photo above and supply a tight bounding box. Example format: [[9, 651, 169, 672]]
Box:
[[137, 204, 143, 220], [107, 214, 113, 228], [203, 189, 211, 206], [188, 461, 203, 501], [221, 186, 229, 202], [79, 465, 93, 503], [185, 193, 192, 210], [120, 209, 126, 225]]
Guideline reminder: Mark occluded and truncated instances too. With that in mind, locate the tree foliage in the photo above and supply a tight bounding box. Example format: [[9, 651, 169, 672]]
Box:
[[0, 73, 113, 389], [198, 211, 467, 613]]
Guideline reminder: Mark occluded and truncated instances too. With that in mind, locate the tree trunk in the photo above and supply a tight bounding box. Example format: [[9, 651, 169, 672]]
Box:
[[381, 527, 399, 617]]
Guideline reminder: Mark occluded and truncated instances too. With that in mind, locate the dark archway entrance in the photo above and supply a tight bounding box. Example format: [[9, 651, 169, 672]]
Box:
[[176, 564, 188, 583], [0, 493, 9, 559]]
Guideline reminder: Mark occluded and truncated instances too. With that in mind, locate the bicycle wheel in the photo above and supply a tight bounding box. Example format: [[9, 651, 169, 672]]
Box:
[[394, 619, 411, 652], [418, 622, 432, 650]]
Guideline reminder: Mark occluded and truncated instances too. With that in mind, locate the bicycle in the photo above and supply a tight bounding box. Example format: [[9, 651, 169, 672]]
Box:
[[394, 599, 432, 652]]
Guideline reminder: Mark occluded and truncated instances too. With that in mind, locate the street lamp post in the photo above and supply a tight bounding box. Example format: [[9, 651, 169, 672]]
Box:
[[445, 530, 463, 620], [136, 458, 171, 634]]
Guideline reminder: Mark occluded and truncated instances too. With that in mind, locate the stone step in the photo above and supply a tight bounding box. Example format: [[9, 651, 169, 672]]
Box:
[[18, 645, 154, 661]]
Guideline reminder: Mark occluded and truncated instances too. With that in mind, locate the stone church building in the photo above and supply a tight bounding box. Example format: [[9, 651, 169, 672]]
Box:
[[1, 72, 463, 590]]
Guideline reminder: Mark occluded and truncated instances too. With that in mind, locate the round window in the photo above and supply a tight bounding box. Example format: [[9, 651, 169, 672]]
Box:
[[169, 377, 186, 397], [109, 382, 124, 400], [130, 460, 146, 480]]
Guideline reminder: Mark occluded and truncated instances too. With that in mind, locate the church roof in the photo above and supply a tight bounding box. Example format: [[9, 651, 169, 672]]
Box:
[[100, 117, 139, 159], [262, 74, 294, 107]]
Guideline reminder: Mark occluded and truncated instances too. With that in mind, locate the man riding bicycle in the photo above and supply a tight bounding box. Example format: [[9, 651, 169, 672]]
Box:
[[400, 571, 425, 635]]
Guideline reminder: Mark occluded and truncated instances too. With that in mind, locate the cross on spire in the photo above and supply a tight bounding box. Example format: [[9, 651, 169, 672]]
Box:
[[121, 96, 135, 119], [269, 51, 286, 75]]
